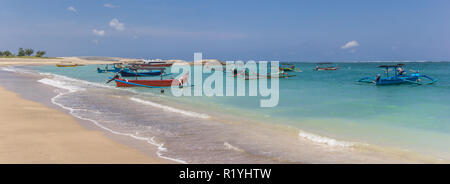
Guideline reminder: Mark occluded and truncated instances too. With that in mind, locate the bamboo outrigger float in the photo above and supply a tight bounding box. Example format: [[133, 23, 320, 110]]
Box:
[[357, 64, 437, 85]]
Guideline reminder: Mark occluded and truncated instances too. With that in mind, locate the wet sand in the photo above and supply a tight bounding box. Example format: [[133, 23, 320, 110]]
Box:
[[0, 85, 172, 163]]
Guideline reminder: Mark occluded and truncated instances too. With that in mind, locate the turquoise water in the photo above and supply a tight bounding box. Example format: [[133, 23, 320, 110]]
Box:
[[32, 62, 450, 162]]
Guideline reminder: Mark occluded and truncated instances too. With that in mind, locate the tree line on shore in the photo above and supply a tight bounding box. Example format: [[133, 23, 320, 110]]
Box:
[[0, 48, 46, 57]]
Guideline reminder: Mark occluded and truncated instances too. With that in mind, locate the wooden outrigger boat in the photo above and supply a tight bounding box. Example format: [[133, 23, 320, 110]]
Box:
[[233, 68, 295, 80], [244, 73, 296, 80], [313, 62, 339, 71], [280, 63, 302, 72], [358, 64, 437, 85], [97, 63, 124, 73], [131, 62, 173, 68], [119, 70, 162, 77], [107, 68, 189, 88], [113, 77, 185, 87], [56, 63, 84, 67]]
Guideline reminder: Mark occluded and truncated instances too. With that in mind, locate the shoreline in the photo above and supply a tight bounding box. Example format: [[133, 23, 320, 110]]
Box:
[[0, 59, 174, 163]]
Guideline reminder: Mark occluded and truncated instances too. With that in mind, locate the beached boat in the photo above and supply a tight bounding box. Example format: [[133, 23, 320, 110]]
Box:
[[357, 64, 437, 85], [56, 63, 84, 67], [313, 62, 339, 71]]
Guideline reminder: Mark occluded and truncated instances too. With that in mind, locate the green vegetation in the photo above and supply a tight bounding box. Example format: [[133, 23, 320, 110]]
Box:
[[36, 50, 46, 57], [0, 50, 13, 57], [0, 48, 55, 58], [25, 48, 34, 56], [17, 48, 25, 56]]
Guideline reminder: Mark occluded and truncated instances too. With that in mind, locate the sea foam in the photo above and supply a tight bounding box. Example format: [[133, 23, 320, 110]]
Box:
[[298, 130, 354, 147], [130, 97, 210, 119]]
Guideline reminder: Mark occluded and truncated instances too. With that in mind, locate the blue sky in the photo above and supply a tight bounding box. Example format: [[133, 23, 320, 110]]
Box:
[[1, 0, 449, 61]]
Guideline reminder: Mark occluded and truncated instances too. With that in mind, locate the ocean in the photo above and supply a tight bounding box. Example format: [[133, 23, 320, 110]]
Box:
[[1, 61, 449, 163]]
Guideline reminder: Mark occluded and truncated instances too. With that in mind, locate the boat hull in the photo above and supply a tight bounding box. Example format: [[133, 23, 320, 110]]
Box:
[[119, 70, 162, 77], [114, 78, 185, 87], [314, 67, 338, 71]]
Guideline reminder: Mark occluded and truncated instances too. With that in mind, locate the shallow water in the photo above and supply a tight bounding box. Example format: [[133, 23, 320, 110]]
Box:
[[1, 62, 449, 163]]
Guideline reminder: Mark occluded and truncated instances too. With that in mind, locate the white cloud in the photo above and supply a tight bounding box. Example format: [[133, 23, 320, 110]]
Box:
[[109, 18, 125, 31], [67, 6, 77, 13], [104, 4, 117, 8], [92, 29, 105, 36], [341, 40, 359, 49]]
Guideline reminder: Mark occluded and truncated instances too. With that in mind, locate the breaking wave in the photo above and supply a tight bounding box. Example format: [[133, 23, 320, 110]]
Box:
[[130, 97, 211, 119], [224, 142, 245, 152], [298, 130, 355, 147]]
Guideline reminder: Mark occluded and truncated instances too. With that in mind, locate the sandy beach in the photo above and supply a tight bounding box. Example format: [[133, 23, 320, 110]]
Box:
[[0, 56, 138, 67], [0, 57, 172, 164], [0, 86, 172, 163]]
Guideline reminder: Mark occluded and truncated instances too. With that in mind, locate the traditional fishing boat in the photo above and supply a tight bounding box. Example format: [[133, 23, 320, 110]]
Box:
[[140, 63, 173, 67], [280, 63, 302, 72], [107, 68, 189, 88], [313, 62, 339, 71], [119, 70, 162, 77], [358, 64, 437, 85], [234, 69, 295, 80], [133, 61, 173, 68], [97, 63, 124, 73], [245, 73, 296, 80], [56, 63, 84, 67]]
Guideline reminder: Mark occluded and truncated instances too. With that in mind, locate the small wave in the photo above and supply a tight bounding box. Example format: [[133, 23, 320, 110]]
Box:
[[224, 142, 245, 152], [37, 78, 85, 92], [130, 97, 210, 119], [298, 130, 354, 147], [35, 72, 187, 163], [0, 67, 18, 72], [39, 72, 116, 89]]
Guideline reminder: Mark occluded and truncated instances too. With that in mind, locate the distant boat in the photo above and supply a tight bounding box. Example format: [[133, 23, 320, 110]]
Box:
[[56, 63, 84, 67], [358, 64, 437, 85], [280, 63, 302, 72], [97, 63, 124, 73], [313, 62, 339, 71], [132, 62, 173, 68]]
